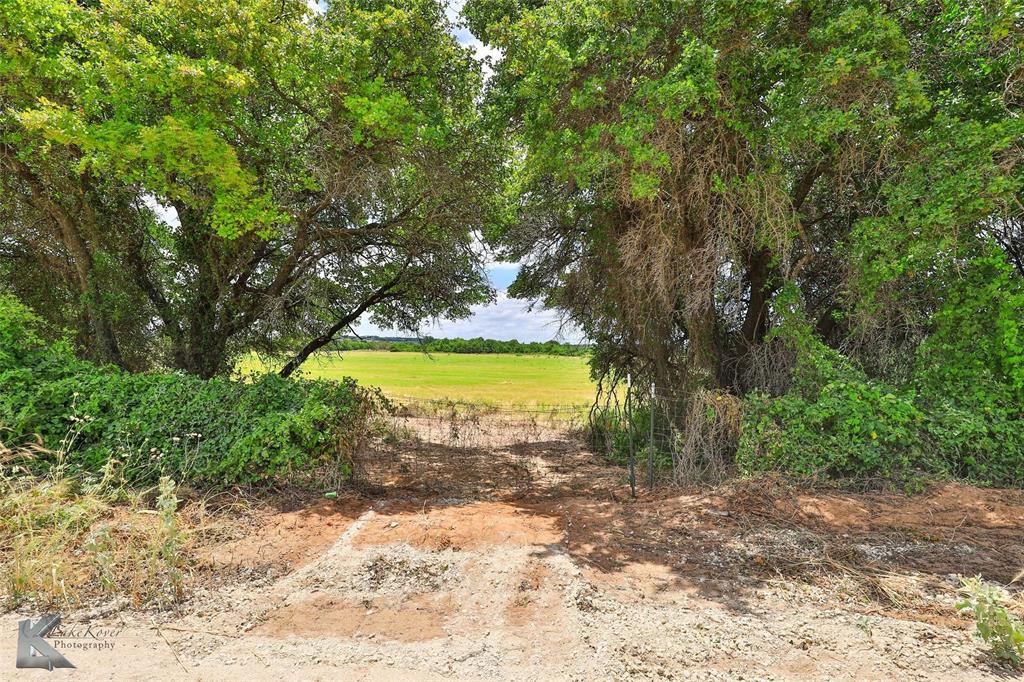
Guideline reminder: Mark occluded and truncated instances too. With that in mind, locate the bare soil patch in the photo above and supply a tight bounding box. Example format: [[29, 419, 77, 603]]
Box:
[[4, 429, 1023, 680], [256, 593, 449, 642], [352, 500, 563, 551], [202, 496, 369, 572]]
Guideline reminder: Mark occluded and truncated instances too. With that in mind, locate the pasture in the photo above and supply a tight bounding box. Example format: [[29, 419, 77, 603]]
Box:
[[239, 350, 597, 406]]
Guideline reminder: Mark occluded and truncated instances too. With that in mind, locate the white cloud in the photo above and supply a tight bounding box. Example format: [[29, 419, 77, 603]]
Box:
[[143, 195, 179, 227], [446, 0, 502, 77], [352, 291, 582, 343]]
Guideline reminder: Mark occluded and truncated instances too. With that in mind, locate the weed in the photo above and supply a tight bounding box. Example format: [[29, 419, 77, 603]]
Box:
[[957, 576, 1024, 667], [153, 476, 184, 604], [0, 439, 203, 610]]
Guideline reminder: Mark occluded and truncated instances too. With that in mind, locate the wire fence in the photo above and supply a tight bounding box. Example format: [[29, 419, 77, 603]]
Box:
[[351, 383, 738, 497], [350, 396, 611, 498], [384, 395, 590, 447], [590, 378, 742, 495]]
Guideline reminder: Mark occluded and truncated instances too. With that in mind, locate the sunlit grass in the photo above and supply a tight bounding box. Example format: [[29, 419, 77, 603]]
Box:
[[238, 351, 597, 407]]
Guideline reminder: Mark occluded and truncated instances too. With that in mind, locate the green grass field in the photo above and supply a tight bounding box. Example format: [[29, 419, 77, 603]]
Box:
[[239, 351, 597, 406]]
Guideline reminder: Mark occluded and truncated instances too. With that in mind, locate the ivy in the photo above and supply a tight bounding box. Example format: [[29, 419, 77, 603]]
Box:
[[0, 296, 376, 486]]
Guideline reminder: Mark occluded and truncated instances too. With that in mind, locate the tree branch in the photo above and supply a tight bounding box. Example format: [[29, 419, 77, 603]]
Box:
[[278, 274, 405, 377]]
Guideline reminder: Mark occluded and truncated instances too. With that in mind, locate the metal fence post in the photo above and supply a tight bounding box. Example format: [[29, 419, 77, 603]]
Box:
[[627, 372, 636, 498], [648, 382, 655, 490]]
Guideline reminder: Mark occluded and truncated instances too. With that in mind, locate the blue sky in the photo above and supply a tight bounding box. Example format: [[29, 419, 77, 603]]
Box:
[[352, 260, 581, 343]]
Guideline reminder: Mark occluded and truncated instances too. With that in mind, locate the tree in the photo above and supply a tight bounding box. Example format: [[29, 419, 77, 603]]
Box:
[[468, 0, 1023, 395], [1, 0, 500, 377]]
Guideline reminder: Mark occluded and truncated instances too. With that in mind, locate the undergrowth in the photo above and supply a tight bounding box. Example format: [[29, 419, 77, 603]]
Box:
[[957, 576, 1024, 668], [593, 260, 1024, 488], [0, 294, 379, 487], [0, 437, 213, 610]]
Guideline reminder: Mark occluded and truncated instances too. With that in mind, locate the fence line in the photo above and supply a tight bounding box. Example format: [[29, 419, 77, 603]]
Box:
[[592, 380, 741, 491], [387, 395, 590, 415], [358, 387, 736, 493]]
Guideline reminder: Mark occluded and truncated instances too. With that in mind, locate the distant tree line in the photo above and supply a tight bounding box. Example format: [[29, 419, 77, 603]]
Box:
[[329, 337, 589, 356]]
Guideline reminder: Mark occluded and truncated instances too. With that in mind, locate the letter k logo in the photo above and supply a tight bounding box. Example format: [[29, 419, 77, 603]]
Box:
[[16, 614, 75, 670]]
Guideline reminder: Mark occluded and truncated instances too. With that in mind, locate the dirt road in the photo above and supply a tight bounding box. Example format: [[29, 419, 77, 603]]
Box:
[[3, 434, 1022, 680]]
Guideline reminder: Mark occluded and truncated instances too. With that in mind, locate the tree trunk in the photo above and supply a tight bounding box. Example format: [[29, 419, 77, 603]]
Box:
[[4, 155, 127, 368], [740, 248, 774, 346]]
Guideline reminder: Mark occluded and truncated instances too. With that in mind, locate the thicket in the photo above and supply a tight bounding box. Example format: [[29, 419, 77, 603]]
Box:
[[469, 0, 1024, 486], [736, 254, 1024, 486], [592, 253, 1024, 486], [0, 296, 376, 486], [330, 337, 589, 356], [3, 0, 1022, 489]]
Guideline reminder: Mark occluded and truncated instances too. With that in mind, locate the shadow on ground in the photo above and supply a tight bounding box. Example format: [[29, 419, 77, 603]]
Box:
[[349, 426, 1024, 625]]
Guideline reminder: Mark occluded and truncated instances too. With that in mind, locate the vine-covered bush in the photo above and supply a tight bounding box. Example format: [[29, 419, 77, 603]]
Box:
[[737, 255, 1024, 487], [739, 383, 1024, 486], [0, 295, 376, 485]]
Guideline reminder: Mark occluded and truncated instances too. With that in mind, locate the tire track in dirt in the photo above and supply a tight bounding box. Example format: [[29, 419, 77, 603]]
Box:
[[3, 488, 1019, 680], [178, 498, 1006, 681]]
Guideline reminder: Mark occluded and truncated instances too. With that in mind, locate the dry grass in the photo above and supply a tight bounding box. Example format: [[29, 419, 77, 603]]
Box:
[[713, 476, 1023, 620], [0, 438, 234, 611]]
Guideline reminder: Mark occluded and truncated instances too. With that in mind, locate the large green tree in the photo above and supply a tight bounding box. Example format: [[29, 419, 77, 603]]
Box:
[[1, 0, 499, 377], [468, 0, 1022, 395]]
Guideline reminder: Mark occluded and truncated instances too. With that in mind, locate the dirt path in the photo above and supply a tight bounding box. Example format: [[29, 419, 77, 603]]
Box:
[[3, 435, 1022, 680]]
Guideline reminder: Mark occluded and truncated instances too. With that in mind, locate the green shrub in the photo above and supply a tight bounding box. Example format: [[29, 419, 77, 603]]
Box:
[[0, 294, 53, 369], [737, 366, 1024, 487], [736, 260, 1024, 487], [0, 295, 376, 486], [589, 403, 681, 475], [736, 383, 929, 480], [957, 576, 1024, 667]]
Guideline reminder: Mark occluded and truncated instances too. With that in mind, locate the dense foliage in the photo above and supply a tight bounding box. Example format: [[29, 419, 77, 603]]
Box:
[[2, 0, 1022, 486], [330, 336, 589, 355], [736, 252, 1024, 485], [1, 0, 500, 378], [0, 296, 375, 485], [469, 0, 1024, 483]]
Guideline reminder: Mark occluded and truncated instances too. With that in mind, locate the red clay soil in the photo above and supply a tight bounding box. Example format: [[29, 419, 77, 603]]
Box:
[[10, 474, 1023, 681], [351, 500, 563, 551], [202, 496, 370, 571]]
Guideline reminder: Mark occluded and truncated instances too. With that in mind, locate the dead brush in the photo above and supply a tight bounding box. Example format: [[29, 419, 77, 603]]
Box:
[[0, 436, 218, 611], [674, 390, 742, 483], [716, 473, 799, 520], [718, 475, 954, 615], [820, 556, 949, 612], [751, 532, 951, 614]]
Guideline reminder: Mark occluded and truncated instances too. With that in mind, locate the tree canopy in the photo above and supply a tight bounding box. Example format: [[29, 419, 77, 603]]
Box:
[[468, 0, 1022, 388], [1, 0, 501, 376], [466, 0, 1023, 481], [2, 0, 1023, 482]]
